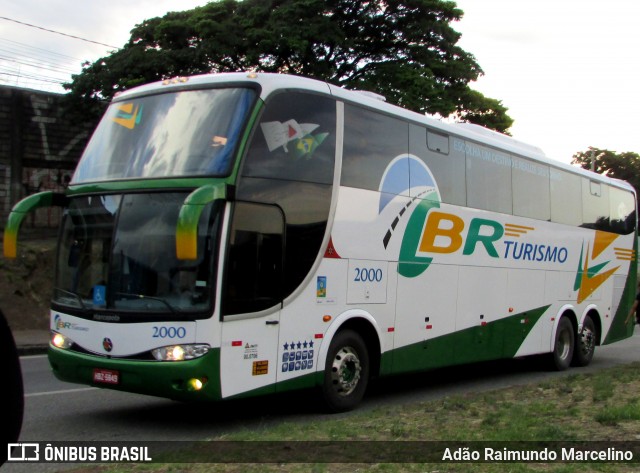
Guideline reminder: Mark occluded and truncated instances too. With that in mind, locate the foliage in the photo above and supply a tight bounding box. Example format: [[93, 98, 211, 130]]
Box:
[[572, 147, 640, 199], [454, 88, 513, 134], [64, 0, 513, 132]]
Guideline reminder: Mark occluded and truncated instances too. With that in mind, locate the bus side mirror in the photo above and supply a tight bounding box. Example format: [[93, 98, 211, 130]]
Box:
[[3, 192, 68, 259], [176, 183, 227, 260]]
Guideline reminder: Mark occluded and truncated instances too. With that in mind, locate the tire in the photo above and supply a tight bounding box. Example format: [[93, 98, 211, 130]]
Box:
[[572, 316, 596, 367], [550, 317, 575, 371], [321, 330, 369, 413]]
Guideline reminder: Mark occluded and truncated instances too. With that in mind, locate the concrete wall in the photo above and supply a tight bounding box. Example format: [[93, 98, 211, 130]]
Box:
[[0, 86, 99, 232]]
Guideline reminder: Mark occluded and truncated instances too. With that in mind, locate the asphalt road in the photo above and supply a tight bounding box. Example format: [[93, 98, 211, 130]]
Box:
[[5, 329, 640, 472]]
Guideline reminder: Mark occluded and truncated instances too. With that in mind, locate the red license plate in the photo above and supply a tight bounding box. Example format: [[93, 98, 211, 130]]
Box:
[[93, 368, 120, 385]]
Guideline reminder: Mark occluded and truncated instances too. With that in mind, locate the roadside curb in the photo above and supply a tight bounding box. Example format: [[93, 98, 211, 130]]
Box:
[[13, 330, 50, 357], [18, 344, 49, 356]]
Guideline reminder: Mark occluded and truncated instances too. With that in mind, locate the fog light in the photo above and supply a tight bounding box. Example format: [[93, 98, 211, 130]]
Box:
[[187, 378, 205, 391], [151, 344, 210, 361], [51, 332, 73, 349]]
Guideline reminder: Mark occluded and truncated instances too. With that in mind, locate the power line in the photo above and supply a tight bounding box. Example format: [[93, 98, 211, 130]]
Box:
[[0, 15, 121, 92], [0, 16, 119, 49], [0, 54, 77, 74], [0, 37, 85, 63], [0, 71, 65, 85]]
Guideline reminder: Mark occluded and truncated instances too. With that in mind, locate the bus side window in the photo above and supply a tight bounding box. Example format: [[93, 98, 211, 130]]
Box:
[[342, 104, 409, 193], [464, 141, 513, 215], [222, 202, 285, 317], [427, 131, 449, 154], [238, 91, 336, 302], [241, 91, 336, 185], [609, 186, 636, 235], [512, 155, 550, 221], [410, 125, 465, 206], [582, 178, 610, 231], [550, 168, 583, 226]]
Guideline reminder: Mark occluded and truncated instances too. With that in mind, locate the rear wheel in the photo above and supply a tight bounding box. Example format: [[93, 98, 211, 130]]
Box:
[[550, 317, 574, 371], [322, 330, 369, 412], [572, 316, 596, 367]]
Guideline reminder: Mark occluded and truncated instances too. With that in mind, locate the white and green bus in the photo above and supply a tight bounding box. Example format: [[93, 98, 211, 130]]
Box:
[[4, 72, 637, 411]]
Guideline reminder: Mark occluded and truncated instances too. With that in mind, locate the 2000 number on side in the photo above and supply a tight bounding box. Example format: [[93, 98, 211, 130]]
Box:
[[152, 326, 186, 339], [354, 267, 383, 282]]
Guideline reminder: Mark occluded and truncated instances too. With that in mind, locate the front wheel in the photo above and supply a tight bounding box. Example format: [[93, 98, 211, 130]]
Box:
[[572, 316, 596, 367], [321, 330, 369, 412], [550, 317, 575, 371]]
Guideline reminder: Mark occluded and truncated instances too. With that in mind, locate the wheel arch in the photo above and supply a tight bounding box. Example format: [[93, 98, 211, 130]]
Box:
[[550, 304, 578, 352], [316, 310, 383, 383]]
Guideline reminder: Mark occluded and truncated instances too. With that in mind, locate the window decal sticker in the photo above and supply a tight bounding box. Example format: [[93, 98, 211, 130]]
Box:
[[112, 103, 143, 129], [260, 119, 328, 159]]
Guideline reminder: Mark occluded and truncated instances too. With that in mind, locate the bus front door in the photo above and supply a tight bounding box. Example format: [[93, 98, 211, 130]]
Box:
[[219, 201, 285, 398]]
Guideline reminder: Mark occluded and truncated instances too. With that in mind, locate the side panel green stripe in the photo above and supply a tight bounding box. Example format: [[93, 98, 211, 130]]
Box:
[[604, 235, 638, 344], [226, 372, 320, 400], [390, 305, 551, 374]]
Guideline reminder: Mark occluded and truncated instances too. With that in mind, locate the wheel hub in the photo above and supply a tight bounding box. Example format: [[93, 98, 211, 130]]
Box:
[[330, 346, 361, 397], [557, 328, 572, 360], [579, 327, 595, 355]]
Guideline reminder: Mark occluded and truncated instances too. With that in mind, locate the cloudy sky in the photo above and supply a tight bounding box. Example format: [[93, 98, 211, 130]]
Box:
[[2, 0, 639, 164]]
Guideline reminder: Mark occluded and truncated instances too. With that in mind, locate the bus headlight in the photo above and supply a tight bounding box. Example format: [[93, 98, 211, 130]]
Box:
[[151, 344, 210, 361], [51, 332, 74, 350]]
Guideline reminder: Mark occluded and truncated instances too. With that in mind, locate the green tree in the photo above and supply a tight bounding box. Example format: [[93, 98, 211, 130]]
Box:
[[454, 88, 513, 134], [572, 147, 640, 203], [65, 0, 513, 132]]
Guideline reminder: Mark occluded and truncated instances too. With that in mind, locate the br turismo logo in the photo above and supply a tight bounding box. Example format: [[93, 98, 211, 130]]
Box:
[[376, 155, 441, 278], [574, 231, 634, 303]]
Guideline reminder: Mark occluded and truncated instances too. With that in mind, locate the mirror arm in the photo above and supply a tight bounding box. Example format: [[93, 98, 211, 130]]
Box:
[[3, 191, 68, 258], [175, 184, 227, 260]]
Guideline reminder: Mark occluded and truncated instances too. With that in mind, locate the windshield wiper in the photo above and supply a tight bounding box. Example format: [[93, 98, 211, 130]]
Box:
[[53, 288, 88, 310], [115, 292, 176, 314]]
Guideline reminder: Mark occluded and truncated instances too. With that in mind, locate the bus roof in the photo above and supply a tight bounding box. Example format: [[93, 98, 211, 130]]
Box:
[[113, 72, 635, 194]]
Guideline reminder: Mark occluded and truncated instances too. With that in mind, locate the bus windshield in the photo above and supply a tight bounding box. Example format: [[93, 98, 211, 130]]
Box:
[[53, 193, 221, 316], [72, 87, 256, 183]]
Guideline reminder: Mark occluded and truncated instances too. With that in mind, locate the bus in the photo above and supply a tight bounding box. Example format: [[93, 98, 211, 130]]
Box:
[[4, 72, 637, 412]]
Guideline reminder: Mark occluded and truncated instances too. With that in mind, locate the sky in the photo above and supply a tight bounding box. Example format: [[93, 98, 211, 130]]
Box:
[[2, 0, 640, 165], [454, 0, 640, 164]]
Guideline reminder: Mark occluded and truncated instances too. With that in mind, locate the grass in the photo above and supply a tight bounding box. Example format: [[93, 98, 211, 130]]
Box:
[[66, 362, 640, 473]]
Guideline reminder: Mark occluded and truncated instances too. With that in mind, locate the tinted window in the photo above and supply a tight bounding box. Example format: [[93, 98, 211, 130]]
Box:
[[342, 105, 409, 192], [237, 177, 332, 299], [222, 202, 284, 316], [427, 130, 450, 154], [410, 125, 465, 205], [512, 156, 550, 220], [242, 91, 336, 184], [463, 140, 512, 214], [582, 178, 610, 230], [610, 186, 636, 234], [550, 168, 583, 226], [238, 91, 336, 305]]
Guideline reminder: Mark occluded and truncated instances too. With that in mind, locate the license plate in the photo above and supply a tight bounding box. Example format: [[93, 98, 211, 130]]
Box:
[[93, 368, 120, 385]]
